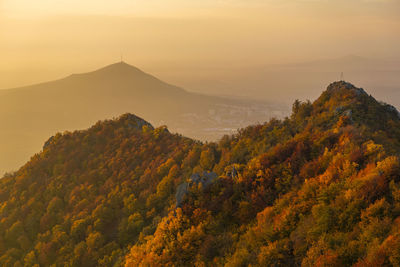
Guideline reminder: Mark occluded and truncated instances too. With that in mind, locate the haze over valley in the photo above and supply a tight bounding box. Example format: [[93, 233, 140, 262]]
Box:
[[0, 62, 285, 174], [1, 0, 398, 176], [1, 54, 398, 174], [1, 1, 400, 266], [1, 0, 399, 105]]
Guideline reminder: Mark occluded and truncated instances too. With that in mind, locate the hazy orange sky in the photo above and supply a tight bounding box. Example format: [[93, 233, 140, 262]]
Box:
[[0, 0, 399, 89]]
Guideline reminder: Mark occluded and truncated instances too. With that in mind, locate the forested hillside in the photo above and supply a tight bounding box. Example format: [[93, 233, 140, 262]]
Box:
[[1, 82, 400, 266], [126, 82, 400, 266], [0, 114, 204, 266]]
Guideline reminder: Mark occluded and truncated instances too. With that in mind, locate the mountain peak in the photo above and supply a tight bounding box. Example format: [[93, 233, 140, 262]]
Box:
[[67, 61, 149, 81], [92, 61, 145, 75], [308, 81, 400, 134], [314, 81, 369, 108], [104, 61, 136, 68], [326, 81, 367, 96], [117, 113, 154, 130]]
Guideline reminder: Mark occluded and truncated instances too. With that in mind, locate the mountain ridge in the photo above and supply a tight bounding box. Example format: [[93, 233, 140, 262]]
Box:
[[1, 81, 400, 266], [125, 82, 400, 266]]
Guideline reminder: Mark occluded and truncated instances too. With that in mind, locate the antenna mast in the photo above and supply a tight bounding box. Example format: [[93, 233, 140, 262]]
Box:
[[340, 72, 344, 81]]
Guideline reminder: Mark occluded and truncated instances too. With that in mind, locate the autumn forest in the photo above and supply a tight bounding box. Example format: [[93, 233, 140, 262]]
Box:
[[0, 82, 399, 266]]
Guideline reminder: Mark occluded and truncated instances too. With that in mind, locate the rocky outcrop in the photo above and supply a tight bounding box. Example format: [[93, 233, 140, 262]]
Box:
[[175, 182, 189, 208], [43, 136, 55, 150], [327, 81, 367, 96], [175, 171, 218, 207], [119, 113, 154, 130], [189, 171, 217, 187]]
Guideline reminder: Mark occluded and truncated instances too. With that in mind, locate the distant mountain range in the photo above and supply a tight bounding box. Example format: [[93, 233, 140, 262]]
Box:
[[0, 62, 284, 174], [172, 55, 400, 107]]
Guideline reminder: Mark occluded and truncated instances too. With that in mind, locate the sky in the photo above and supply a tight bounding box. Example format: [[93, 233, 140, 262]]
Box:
[[0, 0, 399, 89]]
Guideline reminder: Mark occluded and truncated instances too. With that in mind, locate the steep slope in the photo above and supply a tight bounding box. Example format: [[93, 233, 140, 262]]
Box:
[[0, 114, 204, 266], [0, 62, 280, 175], [126, 82, 400, 266]]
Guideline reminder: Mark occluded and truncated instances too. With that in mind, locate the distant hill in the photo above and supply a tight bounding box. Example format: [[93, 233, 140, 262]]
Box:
[[1, 82, 400, 266], [0, 62, 284, 174]]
